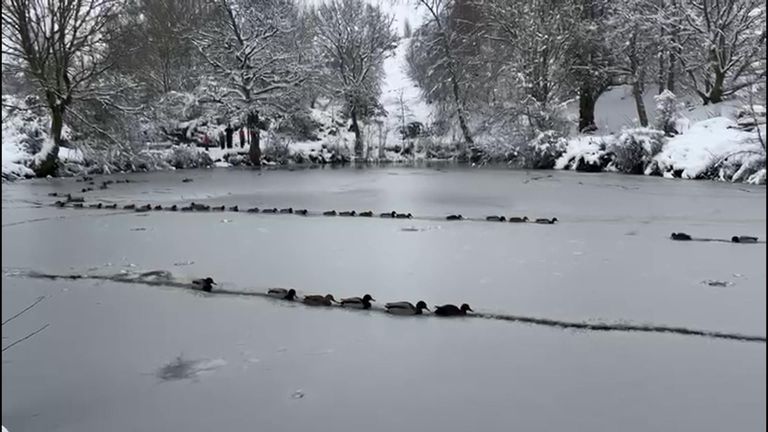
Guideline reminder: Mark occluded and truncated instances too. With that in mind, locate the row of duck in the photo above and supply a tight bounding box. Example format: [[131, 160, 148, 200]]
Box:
[[50, 194, 559, 224], [191, 277, 470, 316]]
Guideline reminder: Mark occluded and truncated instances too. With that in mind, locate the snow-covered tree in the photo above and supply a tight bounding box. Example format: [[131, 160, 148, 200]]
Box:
[[2, 0, 122, 176], [311, 0, 397, 157], [671, 0, 766, 104], [191, 0, 312, 165], [407, 0, 480, 148], [654, 89, 680, 135]]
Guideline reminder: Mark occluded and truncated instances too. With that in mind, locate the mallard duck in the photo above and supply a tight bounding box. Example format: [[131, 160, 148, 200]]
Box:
[[340, 294, 375, 309], [268, 288, 297, 300], [280, 208, 293, 214], [123, 204, 136, 210], [486, 215, 506, 222], [192, 277, 217, 292], [395, 213, 412, 219], [323, 210, 337, 216], [229, 205, 239, 212], [339, 210, 356, 216], [153, 205, 163, 211], [181, 205, 193, 211], [66, 194, 85, 203], [72, 203, 84, 208], [385, 301, 429, 315], [246, 207, 260, 213], [508, 216, 528, 223], [732, 235, 758, 243], [434, 303, 473, 316], [192, 203, 210, 211], [303, 294, 337, 306], [167, 205, 178, 211], [182, 178, 194, 183], [212, 205, 225, 211], [99, 183, 109, 190], [262, 208, 278, 213], [359, 211, 373, 217], [380, 211, 396, 218], [104, 203, 117, 209], [535, 217, 558, 224], [89, 203, 103, 209], [54, 200, 67, 207], [48, 192, 59, 197], [295, 209, 308, 215], [446, 214, 463, 220], [670, 232, 692, 241], [136, 204, 152, 212]]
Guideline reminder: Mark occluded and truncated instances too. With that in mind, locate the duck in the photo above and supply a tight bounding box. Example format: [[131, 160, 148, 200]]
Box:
[[99, 183, 109, 190], [123, 204, 136, 210], [48, 192, 59, 197], [181, 205, 193, 211], [228, 205, 239, 212], [246, 207, 260, 213], [535, 217, 558, 224], [395, 213, 413, 219], [153, 205, 163, 211], [380, 211, 396, 218], [192, 277, 217, 292], [54, 200, 67, 207], [670, 232, 692, 241], [182, 178, 194, 183], [303, 294, 337, 306], [446, 214, 463, 220], [81, 187, 92, 193], [508, 216, 529, 223], [486, 215, 506, 222], [339, 210, 356, 216], [72, 203, 84, 208], [323, 210, 337, 216], [340, 294, 375, 309], [89, 203, 103, 209], [732, 235, 758, 243], [168, 205, 178, 211], [192, 203, 210, 211], [267, 288, 298, 300], [262, 208, 278, 213], [66, 194, 85, 203], [104, 203, 117, 209], [212, 205, 225, 211], [359, 211, 373, 217], [135, 204, 152, 212], [385, 301, 429, 315], [295, 209, 308, 216], [434, 303, 473, 316], [279, 207, 293, 214]]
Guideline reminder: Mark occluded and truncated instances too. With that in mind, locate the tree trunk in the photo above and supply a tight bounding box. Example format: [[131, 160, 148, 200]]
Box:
[[632, 80, 648, 127], [707, 70, 725, 104], [247, 112, 261, 166], [666, 52, 676, 93], [578, 88, 598, 133], [35, 105, 63, 177], [450, 75, 473, 147], [351, 108, 363, 158]]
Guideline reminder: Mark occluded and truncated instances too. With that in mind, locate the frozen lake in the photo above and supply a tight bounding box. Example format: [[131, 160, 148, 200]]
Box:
[[2, 167, 766, 431]]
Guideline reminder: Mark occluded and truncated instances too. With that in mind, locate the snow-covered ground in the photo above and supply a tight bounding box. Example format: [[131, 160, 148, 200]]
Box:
[[2, 168, 766, 431]]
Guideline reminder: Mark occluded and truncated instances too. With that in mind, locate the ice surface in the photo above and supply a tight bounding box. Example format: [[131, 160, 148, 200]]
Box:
[[2, 167, 765, 431]]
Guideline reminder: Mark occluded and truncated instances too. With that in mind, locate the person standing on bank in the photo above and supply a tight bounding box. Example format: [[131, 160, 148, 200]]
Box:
[[225, 124, 234, 149]]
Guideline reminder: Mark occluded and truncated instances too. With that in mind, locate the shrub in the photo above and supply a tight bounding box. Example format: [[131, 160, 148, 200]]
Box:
[[609, 128, 665, 174], [517, 130, 568, 169]]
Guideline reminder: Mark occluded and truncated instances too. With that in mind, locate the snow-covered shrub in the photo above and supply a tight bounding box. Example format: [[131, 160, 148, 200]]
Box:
[[654, 90, 681, 136], [555, 135, 615, 172], [262, 135, 292, 165], [608, 128, 665, 174], [516, 130, 568, 169], [165, 145, 214, 169]]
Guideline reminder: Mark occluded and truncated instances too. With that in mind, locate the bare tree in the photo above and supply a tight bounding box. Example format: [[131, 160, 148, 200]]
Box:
[[191, 0, 310, 165], [2, 0, 120, 176], [311, 0, 397, 158], [670, 0, 766, 104]]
